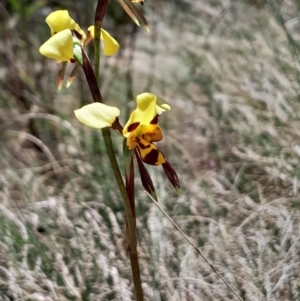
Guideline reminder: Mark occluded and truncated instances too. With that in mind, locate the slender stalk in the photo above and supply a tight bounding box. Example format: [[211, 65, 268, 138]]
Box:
[[103, 129, 143, 301], [92, 1, 144, 299], [94, 0, 110, 79]]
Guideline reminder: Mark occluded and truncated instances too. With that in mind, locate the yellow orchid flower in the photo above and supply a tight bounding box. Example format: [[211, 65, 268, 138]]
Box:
[[123, 93, 170, 166], [39, 10, 119, 62], [74, 93, 170, 166], [74, 93, 179, 192]]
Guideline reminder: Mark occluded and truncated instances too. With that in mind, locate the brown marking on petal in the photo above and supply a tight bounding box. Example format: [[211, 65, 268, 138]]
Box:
[[150, 115, 159, 124], [142, 125, 163, 143], [127, 122, 140, 132], [136, 137, 151, 149], [143, 149, 159, 165], [70, 58, 76, 63]]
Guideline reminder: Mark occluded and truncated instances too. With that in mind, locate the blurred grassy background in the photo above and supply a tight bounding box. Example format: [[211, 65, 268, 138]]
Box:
[[1, 0, 300, 300]]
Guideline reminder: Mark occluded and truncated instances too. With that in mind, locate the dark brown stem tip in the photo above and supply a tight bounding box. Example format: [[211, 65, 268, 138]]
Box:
[[95, 0, 110, 25]]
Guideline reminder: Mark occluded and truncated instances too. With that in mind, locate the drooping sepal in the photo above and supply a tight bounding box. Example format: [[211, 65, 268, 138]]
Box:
[[74, 103, 120, 129], [118, 0, 140, 27], [162, 160, 180, 194], [135, 149, 158, 202], [56, 62, 68, 91], [127, 0, 149, 32], [117, 0, 149, 32], [67, 63, 80, 88]]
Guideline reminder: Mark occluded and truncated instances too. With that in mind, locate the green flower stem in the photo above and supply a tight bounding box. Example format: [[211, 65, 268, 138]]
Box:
[[80, 50, 144, 301], [102, 128, 143, 301], [91, 1, 144, 300]]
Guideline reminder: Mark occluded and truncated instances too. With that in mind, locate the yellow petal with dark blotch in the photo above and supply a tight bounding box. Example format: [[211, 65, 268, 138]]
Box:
[[126, 131, 138, 149], [123, 93, 157, 137], [39, 29, 73, 61], [46, 10, 85, 41], [136, 137, 165, 166], [136, 124, 163, 143], [74, 103, 120, 129]]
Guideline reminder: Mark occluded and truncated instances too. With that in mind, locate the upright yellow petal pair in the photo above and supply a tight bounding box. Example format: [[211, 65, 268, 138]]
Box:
[[39, 10, 119, 62], [46, 10, 85, 39]]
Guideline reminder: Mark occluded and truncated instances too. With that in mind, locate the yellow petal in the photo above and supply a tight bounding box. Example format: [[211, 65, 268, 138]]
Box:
[[137, 124, 163, 142], [101, 29, 120, 56], [136, 137, 165, 166], [87, 25, 95, 38], [85, 25, 95, 46], [87, 26, 119, 56], [123, 93, 157, 137], [156, 97, 171, 114], [74, 103, 120, 129], [46, 10, 85, 40], [132, 94, 171, 114], [39, 29, 73, 61]]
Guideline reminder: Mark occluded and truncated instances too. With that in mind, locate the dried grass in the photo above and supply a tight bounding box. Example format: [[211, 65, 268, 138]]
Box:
[[1, 0, 300, 300]]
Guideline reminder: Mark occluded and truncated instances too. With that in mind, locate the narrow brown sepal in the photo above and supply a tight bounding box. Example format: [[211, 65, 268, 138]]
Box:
[[118, 0, 140, 27], [56, 62, 68, 91], [162, 160, 180, 194], [134, 149, 158, 202], [67, 63, 79, 88], [127, 0, 150, 32], [131, 0, 144, 4]]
